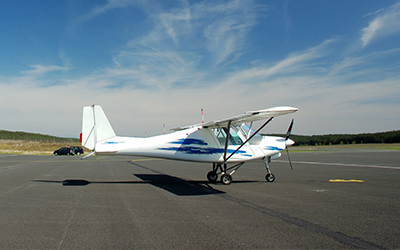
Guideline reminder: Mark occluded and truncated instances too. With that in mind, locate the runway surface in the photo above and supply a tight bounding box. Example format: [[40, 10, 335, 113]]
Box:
[[0, 150, 399, 249]]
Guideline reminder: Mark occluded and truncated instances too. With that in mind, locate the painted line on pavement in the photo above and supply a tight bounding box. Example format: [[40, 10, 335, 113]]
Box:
[[329, 179, 365, 183], [276, 160, 400, 170]]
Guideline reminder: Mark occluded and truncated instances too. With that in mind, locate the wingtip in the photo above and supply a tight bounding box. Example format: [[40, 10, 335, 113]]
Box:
[[248, 106, 299, 114]]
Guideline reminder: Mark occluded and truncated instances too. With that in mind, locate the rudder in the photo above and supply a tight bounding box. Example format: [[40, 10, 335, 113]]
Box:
[[81, 105, 116, 150]]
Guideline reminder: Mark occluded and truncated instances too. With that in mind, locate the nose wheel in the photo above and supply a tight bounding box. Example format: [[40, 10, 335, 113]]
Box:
[[265, 173, 275, 182], [263, 157, 275, 182], [221, 174, 232, 185]]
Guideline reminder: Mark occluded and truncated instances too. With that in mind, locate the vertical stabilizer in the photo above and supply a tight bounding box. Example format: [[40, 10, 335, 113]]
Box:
[[81, 105, 116, 150]]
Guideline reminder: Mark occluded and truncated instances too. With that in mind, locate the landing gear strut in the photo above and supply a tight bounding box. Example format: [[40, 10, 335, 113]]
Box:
[[263, 157, 275, 182], [207, 162, 245, 185]]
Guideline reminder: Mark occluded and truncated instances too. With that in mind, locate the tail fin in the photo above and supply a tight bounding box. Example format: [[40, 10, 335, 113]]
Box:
[[81, 105, 116, 150]]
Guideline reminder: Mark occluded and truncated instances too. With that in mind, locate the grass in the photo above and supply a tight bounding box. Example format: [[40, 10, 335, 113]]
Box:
[[0, 140, 89, 155]]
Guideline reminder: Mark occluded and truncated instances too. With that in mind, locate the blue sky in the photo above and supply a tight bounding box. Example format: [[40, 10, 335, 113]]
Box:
[[1, 0, 399, 137]]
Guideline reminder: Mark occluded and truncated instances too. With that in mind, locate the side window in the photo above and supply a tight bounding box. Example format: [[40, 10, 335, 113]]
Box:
[[229, 127, 243, 145], [213, 128, 227, 145], [212, 127, 243, 145]]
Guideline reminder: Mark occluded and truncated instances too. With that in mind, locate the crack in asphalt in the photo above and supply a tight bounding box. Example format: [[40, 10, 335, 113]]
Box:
[[129, 160, 386, 249], [218, 194, 386, 250]]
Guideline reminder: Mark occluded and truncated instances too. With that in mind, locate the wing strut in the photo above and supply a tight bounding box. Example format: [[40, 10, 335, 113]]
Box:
[[223, 121, 232, 162], [224, 117, 274, 164], [247, 121, 253, 140]]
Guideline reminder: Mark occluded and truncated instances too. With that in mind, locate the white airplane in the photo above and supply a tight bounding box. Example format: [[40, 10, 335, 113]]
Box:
[[80, 105, 298, 185]]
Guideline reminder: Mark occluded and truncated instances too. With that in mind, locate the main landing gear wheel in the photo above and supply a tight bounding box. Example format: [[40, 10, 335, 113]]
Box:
[[221, 174, 232, 185], [207, 171, 218, 183], [265, 173, 275, 182]]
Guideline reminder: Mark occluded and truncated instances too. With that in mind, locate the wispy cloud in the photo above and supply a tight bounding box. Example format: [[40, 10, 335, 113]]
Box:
[[199, 0, 258, 64], [362, 8, 385, 18], [58, 49, 72, 68], [96, 0, 261, 90], [222, 39, 334, 85], [75, 0, 137, 22], [121, 0, 259, 70], [20, 65, 72, 75], [361, 2, 400, 47], [329, 48, 400, 81], [158, 2, 192, 46]]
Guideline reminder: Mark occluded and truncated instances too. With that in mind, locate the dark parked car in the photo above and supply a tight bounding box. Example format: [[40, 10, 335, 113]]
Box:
[[53, 147, 74, 156], [70, 146, 84, 155]]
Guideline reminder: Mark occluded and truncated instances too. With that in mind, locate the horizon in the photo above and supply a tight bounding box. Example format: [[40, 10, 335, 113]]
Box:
[[1, 0, 399, 137], [1, 128, 399, 140]]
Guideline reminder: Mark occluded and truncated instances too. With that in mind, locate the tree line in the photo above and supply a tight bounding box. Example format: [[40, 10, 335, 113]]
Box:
[[0, 130, 79, 143], [273, 130, 400, 146], [1, 129, 399, 146]]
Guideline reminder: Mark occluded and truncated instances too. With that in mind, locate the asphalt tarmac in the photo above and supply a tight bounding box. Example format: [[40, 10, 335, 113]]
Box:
[[0, 149, 399, 249]]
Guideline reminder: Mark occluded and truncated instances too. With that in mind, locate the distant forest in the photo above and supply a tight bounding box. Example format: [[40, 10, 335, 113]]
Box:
[[270, 130, 400, 146], [0, 130, 79, 143], [1, 129, 399, 146]]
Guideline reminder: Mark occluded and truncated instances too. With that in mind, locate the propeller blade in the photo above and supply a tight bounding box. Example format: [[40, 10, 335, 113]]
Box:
[[285, 119, 294, 170], [285, 119, 294, 140], [286, 147, 293, 170]]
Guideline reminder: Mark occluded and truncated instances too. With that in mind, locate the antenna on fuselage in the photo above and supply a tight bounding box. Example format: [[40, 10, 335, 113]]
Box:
[[201, 108, 204, 124]]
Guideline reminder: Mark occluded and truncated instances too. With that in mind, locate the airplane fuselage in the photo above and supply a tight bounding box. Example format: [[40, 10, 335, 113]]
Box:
[[94, 126, 292, 163]]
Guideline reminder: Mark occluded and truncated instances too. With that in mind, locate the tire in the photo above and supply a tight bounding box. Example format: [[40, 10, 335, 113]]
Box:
[[221, 174, 232, 185], [266, 173, 275, 182], [207, 171, 218, 183]]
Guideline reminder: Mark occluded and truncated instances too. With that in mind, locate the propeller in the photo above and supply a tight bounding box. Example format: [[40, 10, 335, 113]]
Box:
[[285, 119, 294, 170], [285, 119, 294, 140]]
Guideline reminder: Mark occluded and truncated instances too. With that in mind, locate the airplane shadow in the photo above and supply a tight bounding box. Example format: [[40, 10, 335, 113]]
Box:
[[33, 173, 234, 196], [33, 179, 146, 186], [134, 174, 226, 196]]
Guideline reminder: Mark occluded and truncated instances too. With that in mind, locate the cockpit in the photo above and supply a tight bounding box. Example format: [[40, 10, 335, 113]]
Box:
[[212, 123, 262, 146], [238, 124, 262, 145], [213, 127, 243, 145]]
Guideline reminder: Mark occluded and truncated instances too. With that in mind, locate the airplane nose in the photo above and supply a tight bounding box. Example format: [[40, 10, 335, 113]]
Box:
[[285, 138, 295, 146]]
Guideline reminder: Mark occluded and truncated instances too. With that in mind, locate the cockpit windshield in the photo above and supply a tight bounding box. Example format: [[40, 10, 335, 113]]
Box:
[[238, 123, 262, 145]]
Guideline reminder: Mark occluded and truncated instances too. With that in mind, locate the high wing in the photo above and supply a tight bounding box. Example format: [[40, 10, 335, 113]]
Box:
[[170, 106, 298, 131]]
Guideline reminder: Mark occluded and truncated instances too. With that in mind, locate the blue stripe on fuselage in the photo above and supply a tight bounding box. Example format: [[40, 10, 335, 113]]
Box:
[[264, 146, 283, 151], [169, 138, 208, 146], [158, 146, 251, 157]]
